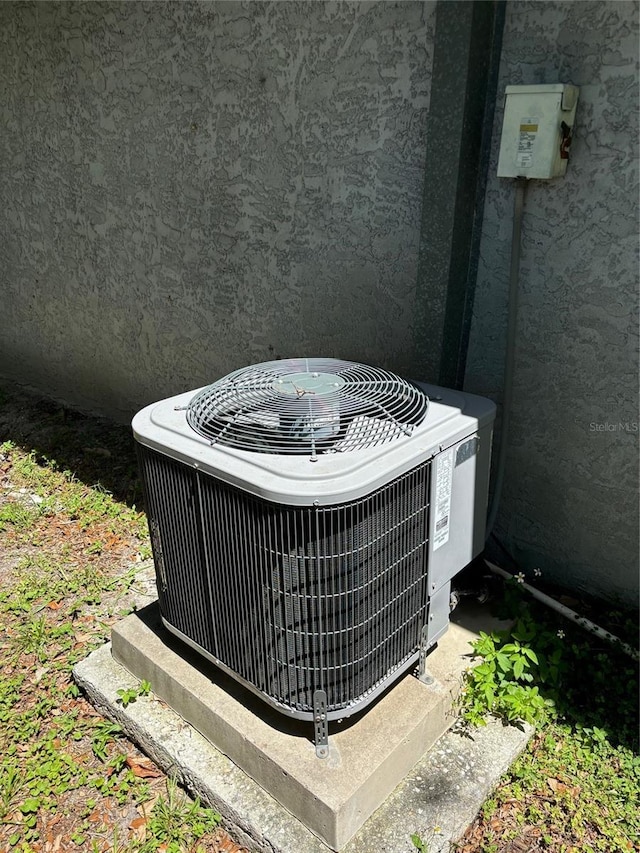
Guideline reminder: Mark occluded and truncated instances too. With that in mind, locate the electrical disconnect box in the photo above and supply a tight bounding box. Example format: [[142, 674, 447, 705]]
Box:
[[497, 84, 579, 180]]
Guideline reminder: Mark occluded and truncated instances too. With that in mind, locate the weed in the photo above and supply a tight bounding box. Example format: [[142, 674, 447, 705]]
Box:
[[93, 828, 128, 853], [0, 500, 38, 531], [142, 778, 221, 851], [116, 679, 151, 708], [0, 765, 22, 820], [461, 577, 639, 739], [411, 832, 429, 852], [461, 629, 554, 727], [410, 826, 443, 852], [458, 576, 640, 851], [137, 543, 153, 561], [14, 615, 49, 661], [91, 721, 123, 762]]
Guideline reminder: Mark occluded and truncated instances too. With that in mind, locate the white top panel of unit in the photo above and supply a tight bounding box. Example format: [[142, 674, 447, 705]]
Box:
[[132, 382, 495, 506]]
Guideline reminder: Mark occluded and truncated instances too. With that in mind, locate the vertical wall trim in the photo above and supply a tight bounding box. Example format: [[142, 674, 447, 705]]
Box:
[[412, 0, 505, 388]]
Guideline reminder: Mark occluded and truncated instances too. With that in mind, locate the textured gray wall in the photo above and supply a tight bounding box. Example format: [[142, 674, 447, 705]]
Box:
[[0, 1, 434, 417], [2, 0, 638, 606], [465, 1, 639, 605]]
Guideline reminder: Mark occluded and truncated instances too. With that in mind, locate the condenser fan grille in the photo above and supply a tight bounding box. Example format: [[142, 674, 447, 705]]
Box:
[[186, 358, 428, 455]]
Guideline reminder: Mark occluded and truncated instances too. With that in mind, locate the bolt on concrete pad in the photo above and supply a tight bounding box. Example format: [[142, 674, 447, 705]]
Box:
[[74, 601, 531, 852]]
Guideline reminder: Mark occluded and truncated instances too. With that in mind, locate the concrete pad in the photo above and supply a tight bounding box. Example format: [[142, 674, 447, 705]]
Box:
[[109, 602, 480, 849], [74, 600, 531, 851]]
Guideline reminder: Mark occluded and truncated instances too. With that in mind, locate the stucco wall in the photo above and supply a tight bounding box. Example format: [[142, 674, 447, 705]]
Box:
[[465, 1, 639, 605], [2, 0, 638, 606], [0, 1, 434, 417]]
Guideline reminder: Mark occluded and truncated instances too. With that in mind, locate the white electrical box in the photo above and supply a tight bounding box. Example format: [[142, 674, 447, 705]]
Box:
[[497, 83, 579, 180]]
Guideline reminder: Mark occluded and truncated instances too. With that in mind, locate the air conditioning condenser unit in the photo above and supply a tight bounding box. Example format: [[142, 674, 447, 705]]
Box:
[[132, 358, 495, 757]]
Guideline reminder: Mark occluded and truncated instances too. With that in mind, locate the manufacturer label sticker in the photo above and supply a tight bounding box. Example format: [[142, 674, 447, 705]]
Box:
[[433, 449, 454, 551], [516, 116, 539, 168]]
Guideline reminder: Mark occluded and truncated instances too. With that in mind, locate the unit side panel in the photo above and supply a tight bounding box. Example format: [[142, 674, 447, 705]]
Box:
[[197, 476, 272, 700], [428, 426, 492, 592], [136, 446, 217, 653]]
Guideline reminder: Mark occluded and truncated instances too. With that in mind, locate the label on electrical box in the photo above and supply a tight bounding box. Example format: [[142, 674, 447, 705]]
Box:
[[433, 448, 454, 551], [516, 116, 539, 168]]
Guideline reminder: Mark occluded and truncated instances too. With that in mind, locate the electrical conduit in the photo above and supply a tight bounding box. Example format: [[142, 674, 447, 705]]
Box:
[[485, 559, 639, 662], [481, 179, 638, 663], [486, 177, 527, 536]]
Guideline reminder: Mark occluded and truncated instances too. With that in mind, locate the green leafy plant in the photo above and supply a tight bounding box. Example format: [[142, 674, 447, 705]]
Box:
[[137, 543, 153, 561], [462, 628, 554, 726], [117, 679, 151, 708], [14, 615, 49, 661], [141, 778, 221, 852], [456, 573, 639, 852], [116, 687, 139, 708], [91, 720, 124, 761], [0, 500, 38, 531], [410, 832, 429, 852]]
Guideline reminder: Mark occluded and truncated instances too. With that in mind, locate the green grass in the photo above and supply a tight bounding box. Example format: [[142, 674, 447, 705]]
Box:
[[452, 580, 640, 853], [0, 438, 221, 852], [477, 722, 640, 852], [0, 441, 147, 539]]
